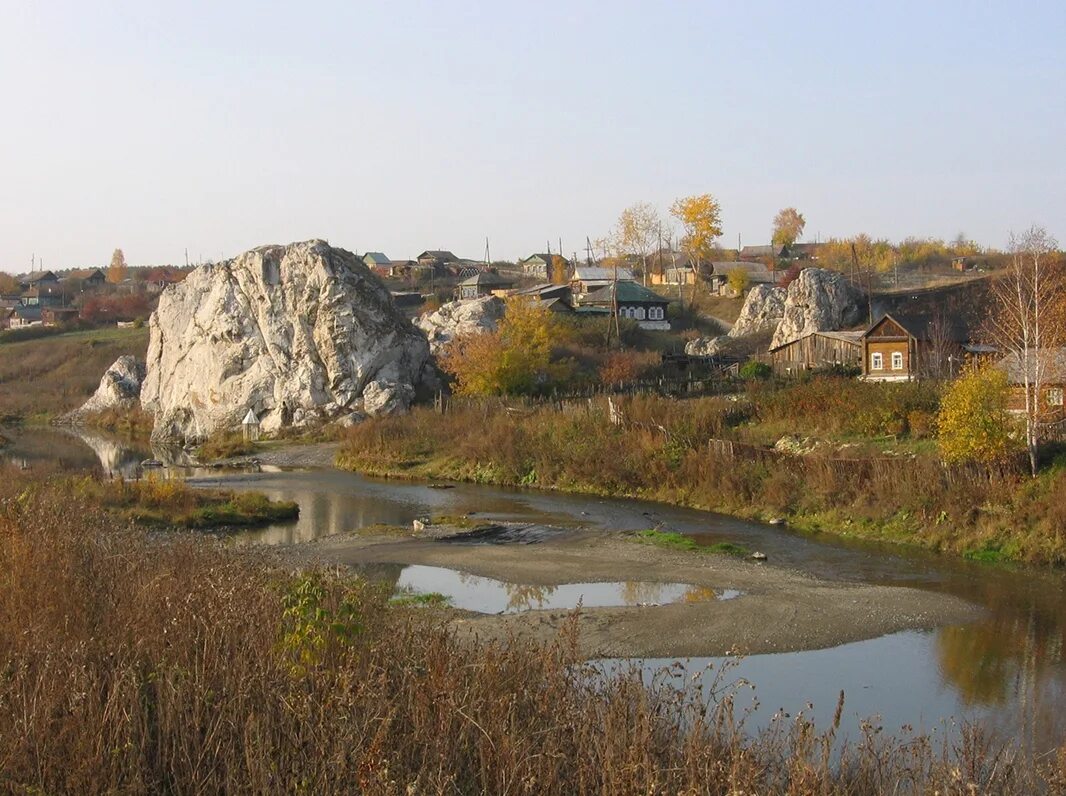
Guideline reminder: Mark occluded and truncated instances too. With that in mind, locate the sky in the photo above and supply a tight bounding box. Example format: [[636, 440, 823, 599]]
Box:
[[1, 1, 1064, 271]]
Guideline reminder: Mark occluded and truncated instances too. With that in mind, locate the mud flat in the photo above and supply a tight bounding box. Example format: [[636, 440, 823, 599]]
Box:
[[298, 522, 980, 659]]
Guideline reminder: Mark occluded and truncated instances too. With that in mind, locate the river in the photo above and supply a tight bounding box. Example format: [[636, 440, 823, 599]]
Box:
[[6, 426, 1065, 752]]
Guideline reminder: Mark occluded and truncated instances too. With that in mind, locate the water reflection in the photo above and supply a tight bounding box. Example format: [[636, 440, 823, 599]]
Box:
[[10, 428, 1066, 751], [385, 565, 724, 614]]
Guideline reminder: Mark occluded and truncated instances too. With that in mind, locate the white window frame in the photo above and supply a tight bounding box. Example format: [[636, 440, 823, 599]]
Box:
[[891, 351, 904, 371], [1048, 387, 1064, 407], [871, 352, 883, 370]]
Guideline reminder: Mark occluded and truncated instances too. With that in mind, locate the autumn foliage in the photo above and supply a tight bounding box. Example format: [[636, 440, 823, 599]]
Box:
[[439, 298, 573, 396]]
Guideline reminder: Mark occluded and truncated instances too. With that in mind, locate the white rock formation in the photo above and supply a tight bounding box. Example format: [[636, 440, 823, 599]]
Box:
[[415, 296, 505, 354], [684, 284, 785, 356], [770, 269, 864, 349], [141, 240, 432, 445], [67, 355, 145, 419]]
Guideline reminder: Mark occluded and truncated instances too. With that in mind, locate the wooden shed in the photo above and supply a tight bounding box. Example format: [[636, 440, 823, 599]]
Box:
[[768, 330, 864, 375]]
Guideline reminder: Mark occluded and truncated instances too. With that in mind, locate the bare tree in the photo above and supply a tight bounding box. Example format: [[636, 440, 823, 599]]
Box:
[[920, 313, 955, 381], [616, 202, 660, 287], [987, 225, 1064, 475]]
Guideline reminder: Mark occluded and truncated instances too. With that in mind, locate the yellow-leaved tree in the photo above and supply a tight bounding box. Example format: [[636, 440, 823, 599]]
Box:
[[669, 194, 723, 270], [440, 298, 572, 396], [771, 207, 806, 248], [937, 363, 1016, 465], [727, 267, 749, 295], [108, 248, 127, 283]]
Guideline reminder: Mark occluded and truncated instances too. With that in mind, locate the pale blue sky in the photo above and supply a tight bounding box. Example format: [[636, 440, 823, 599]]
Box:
[[1, 1, 1063, 270]]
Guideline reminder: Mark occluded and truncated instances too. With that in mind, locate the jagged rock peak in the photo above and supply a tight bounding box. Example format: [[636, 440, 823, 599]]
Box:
[[415, 296, 505, 354], [770, 268, 865, 348], [140, 240, 432, 445]]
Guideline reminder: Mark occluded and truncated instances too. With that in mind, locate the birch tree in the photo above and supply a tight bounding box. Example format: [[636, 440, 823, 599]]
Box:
[[987, 225, 1063, 475], [616, 202, 660, 286]]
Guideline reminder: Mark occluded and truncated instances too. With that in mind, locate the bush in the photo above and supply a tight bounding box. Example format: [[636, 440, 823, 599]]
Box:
[[196, 430, 259, 462], [739, 361, 771, 380]]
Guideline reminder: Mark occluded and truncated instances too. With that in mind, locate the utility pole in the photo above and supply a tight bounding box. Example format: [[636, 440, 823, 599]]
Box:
[[185, 248, 189, 268]]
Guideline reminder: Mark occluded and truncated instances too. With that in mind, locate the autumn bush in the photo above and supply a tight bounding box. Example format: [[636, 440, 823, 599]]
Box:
[[1, 468, 1061, 793]]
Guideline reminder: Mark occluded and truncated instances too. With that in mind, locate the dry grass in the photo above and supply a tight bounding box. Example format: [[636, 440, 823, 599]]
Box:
[[338, 385, 1066, 564], [0, 468, 1062, 793], [0, 327, 149, 421]]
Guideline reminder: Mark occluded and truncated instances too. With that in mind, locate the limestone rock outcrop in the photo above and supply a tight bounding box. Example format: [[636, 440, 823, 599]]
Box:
[[415, 296, 505, 354], [141, 240, 432, 445], [66, 356, 145, 420], [730, 284, 787, 338], [770, 269, 864, 349]]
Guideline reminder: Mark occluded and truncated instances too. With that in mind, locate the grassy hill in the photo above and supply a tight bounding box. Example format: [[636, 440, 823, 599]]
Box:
[[0, 327, 150, 422]]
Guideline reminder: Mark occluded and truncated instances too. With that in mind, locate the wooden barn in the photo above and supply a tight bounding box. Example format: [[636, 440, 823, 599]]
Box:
[[768, 330, 864, 375]]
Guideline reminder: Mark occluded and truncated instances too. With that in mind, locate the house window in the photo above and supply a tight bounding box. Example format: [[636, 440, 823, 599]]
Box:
[[1048, 388, 1064, 407], [891, 352, 904, 370], [635, 307, 646, 320], [871, 352, 883, 370]]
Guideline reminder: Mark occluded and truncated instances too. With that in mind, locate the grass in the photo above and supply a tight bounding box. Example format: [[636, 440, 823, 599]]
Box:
[[83, 475, 299, 528], [0, 466, 1062, 793], [336, 381, 1066, 566], [0, 325, 149, 422], [196, 430, 260, 462], [636, 529, 751, 557]]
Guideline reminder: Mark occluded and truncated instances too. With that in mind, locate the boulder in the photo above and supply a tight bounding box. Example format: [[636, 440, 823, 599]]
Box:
[[730, 284, 787, 338], [67, 355, 145, 420], [770, 268, 865, 349], [141, 240, 432, 445], [415, 296, 505, 354]]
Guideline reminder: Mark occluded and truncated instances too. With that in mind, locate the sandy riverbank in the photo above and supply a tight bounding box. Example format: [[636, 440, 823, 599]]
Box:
[[293, 522, 979, 659]]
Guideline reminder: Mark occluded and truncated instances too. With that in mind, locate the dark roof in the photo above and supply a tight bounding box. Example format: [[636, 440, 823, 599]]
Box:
[[68, 268, 106, 280], [996, 348, 1066, 384], [418, 250, 458, 262], [739, 244, 786, 259], [362, 252, 391, 265], [458, 271, 514, 287], [10, 305, 42, 321], [25, 271, 58, 283], [583, 281, 670, 305], [863, 311, 970, 342], [520, 253, 558, 264]]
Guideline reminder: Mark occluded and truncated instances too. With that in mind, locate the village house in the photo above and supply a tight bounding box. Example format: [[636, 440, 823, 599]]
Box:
[[706, 261, 776, 296], [361, 252, 392, 275], [578, 281, 670, 330], [995, 348, 1066, 432], [6, 305, 43, 329], [66, 268, 107, 289], [454, 271, 515, 301], [570, 265, 635, 298], [517, 253, 568, 281], [416, 250, 459, 269], [768, 330, 865, 375], [19, 270, 60, 291], [861, 312, 970, 382], [738, 244, 787, 261], [512, 283, 573, 312]]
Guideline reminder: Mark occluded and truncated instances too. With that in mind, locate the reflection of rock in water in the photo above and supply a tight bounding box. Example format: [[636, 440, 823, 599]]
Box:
[[350, 563, 405, 593], [72, 430, 148, 478]]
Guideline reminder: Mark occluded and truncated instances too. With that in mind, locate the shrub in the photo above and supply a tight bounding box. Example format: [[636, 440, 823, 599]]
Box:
[[739, 360, 772, 380]]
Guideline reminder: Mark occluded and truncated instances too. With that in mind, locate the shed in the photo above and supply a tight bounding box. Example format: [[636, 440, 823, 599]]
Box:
[[242, 409, 261, 442], [768, 330, 864, 375]]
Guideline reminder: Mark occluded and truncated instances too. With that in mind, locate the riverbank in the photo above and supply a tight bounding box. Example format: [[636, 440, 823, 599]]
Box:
[[297, 519, 979, 658], [334, 391, 1066, 566]]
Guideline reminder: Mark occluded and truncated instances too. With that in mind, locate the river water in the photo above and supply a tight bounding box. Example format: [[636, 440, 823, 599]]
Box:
[[6, 427, 1066, 752]]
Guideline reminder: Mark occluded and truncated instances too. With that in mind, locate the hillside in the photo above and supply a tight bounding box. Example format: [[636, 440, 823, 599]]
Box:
[[0, 327, 150, 422]]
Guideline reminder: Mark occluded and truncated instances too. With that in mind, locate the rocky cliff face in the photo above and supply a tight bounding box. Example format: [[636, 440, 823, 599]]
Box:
[[770, 268, 864, 348], [730, 284, 787, 338], [415, 296, 504, 354], [65, 355, 145, 421], [141, 240, 432, 444]]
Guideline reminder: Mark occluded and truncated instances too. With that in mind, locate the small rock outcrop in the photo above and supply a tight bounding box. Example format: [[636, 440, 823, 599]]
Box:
[[684, 284, 785, 356], [770, 269, 865, 349], [66, 356, 145, 420], [141, 240, 432, 445], [415, 296, 505, 354]]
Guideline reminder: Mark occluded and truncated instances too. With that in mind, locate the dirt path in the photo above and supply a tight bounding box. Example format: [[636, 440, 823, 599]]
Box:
[[294, 523, 979, 659]]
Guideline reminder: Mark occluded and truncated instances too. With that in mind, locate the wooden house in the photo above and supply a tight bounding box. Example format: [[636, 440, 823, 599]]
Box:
[[455, 271, 515, 300], [861, 312, 968, 381], [570, 266, 635, 297], [578, 281, 670, 330], [768, 330, 864, 375], [995, 348, 1066, 430], [361, 252, 392, 274], [416, 250, 459, 269], [706, 261, 775, 296], [512, 282, 573, 312], [7, 305, 42, 329], [518, 253, 569, 280]]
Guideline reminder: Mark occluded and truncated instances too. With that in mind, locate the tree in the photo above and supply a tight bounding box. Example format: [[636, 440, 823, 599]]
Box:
[[616, 202, 660, 286], [0, 273, 20, 294], [937, 363, 1016, 465], [439, 298, 572, 396], [986, 225, 1065, 475], [727, 267, 749, 295], [108, 249, 127, 283], [669, 194, 723, 270], [550, 255, 569, 285], [771, 207, 806, 248]]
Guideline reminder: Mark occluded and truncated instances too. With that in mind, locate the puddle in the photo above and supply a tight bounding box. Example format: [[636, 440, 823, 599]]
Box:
[[386, 565, 740, 614]]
